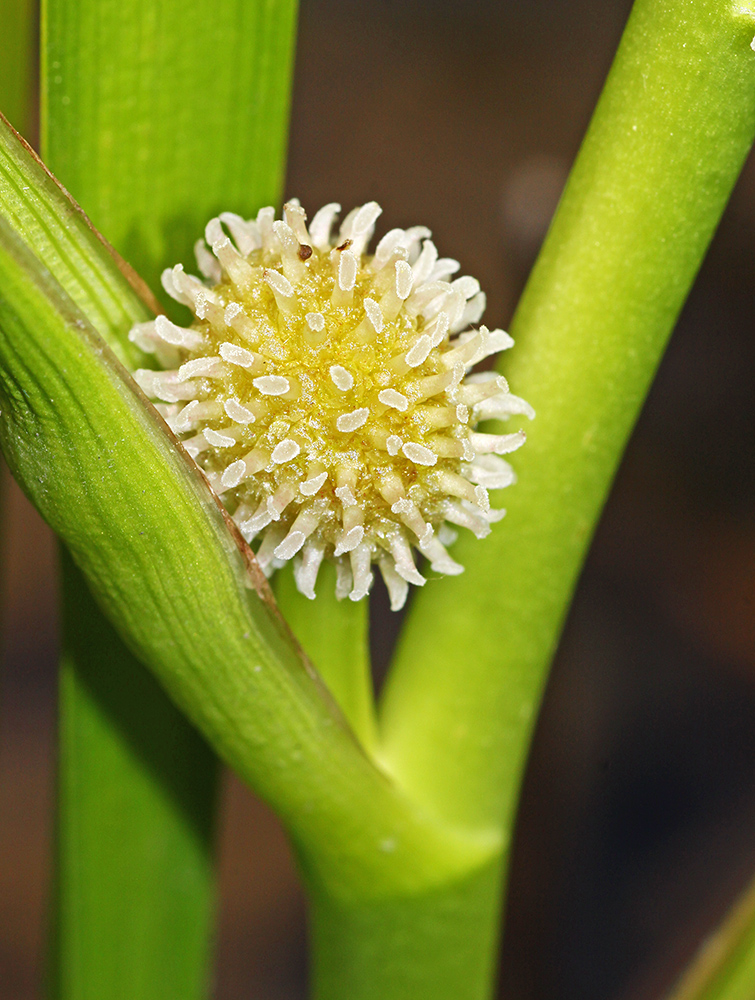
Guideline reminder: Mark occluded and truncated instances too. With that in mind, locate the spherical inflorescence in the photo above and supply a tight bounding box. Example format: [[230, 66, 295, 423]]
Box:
[[130, 200, 534, 610]]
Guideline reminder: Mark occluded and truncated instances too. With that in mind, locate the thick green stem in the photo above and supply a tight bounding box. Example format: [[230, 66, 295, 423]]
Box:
[[306, 857, 502, 1000], [343, 2, 755, 997], [52, 550, 217, 1000], [41, 0, 299, 996], [381, 0, 755, 834]]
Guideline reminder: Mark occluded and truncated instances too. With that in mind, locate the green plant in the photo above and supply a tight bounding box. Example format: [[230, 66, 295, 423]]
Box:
[[1, 1, 755, 998]]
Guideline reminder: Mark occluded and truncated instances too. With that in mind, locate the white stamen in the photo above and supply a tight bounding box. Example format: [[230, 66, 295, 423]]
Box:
[[386, 435, 402, 456], [221, 459, 248, 489], [334, 525, 364, 556], [253, 375, 290, 396], [272, 220, 306, 282], [294, 542, 325, 600], [378, 389, 408, 411], [336, 408, 369, 432], [284, 201, 311, 244], [405, 335, 433, 367], [133, 369, 197, 403], [204, 428, 237, 448], [274, 531, 306, 560], [411, 240, 439, 285], [264, 268, 297, 312], [378, 555, 410, 611], [469, 430, 526, 455], [418, 534, 464, 576], [426, 312, 450, 348], [194, 239, 222, 282], [168, 399, 222, 432], [299, 472, 328, 496], [335, 485, 357, 507], [402, 442, 438, 466], [395, 259, 414, 300], [330, 365, 354, 391], [388, 532, 425, 586], [223, 399, 256, 424], [338, 249, 358, 292], [466, 454, 516, 490], [308, 202, 341, 250], [452, 275, 481, 300], [219, 342, 257, 368], [349, 543, 373, 601], [182, 432, 209, 458], [267, 483, 296, 519], [363, 297, 383, 333], [271, 438, 300, 464], [429, 257, 460, 281], [219, 212, 261, 255], [475, 393, 536, 422], [178, 357, 224, 379], [335, 558, 353, 600], [306, 311, 325, 332], [256, 206, 275, 247], [154, 314, 204, 350]]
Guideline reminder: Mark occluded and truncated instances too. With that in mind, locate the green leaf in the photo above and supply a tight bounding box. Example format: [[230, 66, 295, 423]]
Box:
[[0, 203, 488, 901], [52, 549, 218, 1000], [0, 115, 154, 367], [0, 0, 34, 135], [42, 0, 299, 298]]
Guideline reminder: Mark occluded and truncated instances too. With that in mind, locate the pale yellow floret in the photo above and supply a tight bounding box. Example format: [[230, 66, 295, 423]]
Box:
[[130, 200, 534, 609]]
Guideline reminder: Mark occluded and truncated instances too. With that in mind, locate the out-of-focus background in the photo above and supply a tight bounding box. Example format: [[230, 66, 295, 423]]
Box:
[[2, 1, 755, 997]]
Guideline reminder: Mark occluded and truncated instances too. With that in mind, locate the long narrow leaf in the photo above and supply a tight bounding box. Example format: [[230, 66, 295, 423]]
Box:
[[0, 211, 488, 899], [53, 549, 218, 1000], [0, 0, 34, 135]]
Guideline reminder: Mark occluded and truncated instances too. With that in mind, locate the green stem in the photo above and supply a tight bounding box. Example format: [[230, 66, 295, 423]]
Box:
[[41, 0, 300, 996], [52, 549, 218, 1000], [306, 857, 502, 1000], [381, 0, 755, 835], [274, 564, 376, 751], [351, 1, 755, 997]]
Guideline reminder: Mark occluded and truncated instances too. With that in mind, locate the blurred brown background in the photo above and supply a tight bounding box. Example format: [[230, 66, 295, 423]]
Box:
[[3, 1, 755, 997]]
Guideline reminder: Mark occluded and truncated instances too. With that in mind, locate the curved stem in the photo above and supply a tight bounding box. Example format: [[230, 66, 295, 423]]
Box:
[[380, 0, 755, 838]]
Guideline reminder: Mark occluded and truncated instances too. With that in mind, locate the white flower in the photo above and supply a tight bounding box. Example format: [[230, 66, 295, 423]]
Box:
[[130, 200, 534, 610]]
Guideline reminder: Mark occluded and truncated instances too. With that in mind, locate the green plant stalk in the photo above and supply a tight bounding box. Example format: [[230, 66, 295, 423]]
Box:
[[274, 564, 375, 749], [304, 1, 755, 997], [40, 0, 302, 995], [52, 549, 217, 1000], [665, 867, 755, 1000], [0, 0, 35, 136], [382, 0, 755, 834]]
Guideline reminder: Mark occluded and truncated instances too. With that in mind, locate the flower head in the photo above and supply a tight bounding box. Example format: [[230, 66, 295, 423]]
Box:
[[130, 201, 533, 610]]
